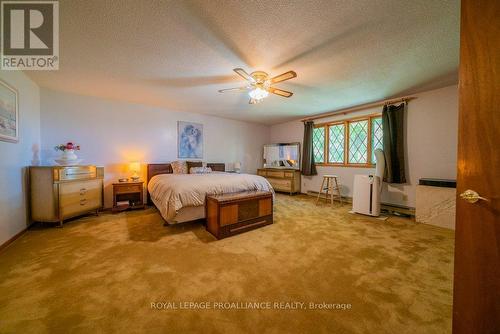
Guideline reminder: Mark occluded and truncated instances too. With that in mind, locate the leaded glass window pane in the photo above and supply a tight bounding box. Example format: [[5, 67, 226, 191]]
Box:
[[348, 120, 368, 164], [312, 126, 325, 163], [328, 124, 345, 163], [371, 117, 383, 163]]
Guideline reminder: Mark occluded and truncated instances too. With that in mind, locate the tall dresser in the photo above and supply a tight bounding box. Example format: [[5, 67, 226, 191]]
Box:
[[257, 168, 301, 195], [29, 166, 104, 227]]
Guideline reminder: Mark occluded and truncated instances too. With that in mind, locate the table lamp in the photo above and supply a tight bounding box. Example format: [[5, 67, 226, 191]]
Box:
[[130, 161, 141, 181], [234, 161, 241, 173]]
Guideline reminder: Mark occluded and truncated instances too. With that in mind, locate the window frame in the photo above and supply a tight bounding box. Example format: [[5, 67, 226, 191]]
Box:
[[312, 126, 326, 164], [313, 113, 382, 168]]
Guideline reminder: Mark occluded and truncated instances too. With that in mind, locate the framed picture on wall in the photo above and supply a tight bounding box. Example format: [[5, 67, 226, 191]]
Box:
[[178, 121, 203, 159], [0, 80, 19, 143]]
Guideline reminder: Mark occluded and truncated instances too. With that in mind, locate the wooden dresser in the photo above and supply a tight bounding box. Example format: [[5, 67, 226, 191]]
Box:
[[206, 190, 273, 239], [29, 166, 104, 227], [257, 168, 301, 195]]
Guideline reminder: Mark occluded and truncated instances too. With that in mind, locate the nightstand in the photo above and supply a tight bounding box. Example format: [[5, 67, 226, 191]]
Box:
[[112, 181, 145, 213]]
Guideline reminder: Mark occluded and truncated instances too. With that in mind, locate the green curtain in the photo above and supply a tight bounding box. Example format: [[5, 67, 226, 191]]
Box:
[[382, 103, 406, 183], [301, 121, 317, 176]]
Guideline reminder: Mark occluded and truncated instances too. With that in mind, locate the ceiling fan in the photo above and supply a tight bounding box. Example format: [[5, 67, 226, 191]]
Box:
[[218, 68, 297, 104]]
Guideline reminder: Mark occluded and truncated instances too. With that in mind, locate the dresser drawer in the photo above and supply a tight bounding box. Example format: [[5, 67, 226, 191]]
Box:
[[266, 170, 285, 178], [114, 184, 142, 194], [56, 166, 97, 181], [59, 179, 102, 217], [268, 178, 292, 190], [257, 170, 267, 177], [254, 169, 300, 195]]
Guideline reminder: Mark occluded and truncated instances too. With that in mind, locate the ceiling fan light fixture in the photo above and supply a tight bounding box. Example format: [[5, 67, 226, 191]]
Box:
[[220, 68, 296, 104], [248, 87, 269, 101]]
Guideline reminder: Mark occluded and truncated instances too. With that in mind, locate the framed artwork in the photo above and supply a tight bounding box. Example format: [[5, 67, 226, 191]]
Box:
[[0, 80, 19, 143], [178, 121, 203, 159]]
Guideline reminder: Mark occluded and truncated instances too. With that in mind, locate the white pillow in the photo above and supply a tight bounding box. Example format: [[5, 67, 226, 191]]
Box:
[[189, 166, 212, 174]]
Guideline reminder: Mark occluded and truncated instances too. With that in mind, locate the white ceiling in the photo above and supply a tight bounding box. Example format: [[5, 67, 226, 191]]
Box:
[[26, 0, 460, 125]]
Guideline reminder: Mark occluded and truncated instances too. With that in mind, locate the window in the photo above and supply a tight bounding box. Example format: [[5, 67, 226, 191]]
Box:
[[313, 114, 383, 167], [348, 120, 369, 164], [312, 126, 325, 163], [328, 124, 344, 163], [371, 117, 383, 163]]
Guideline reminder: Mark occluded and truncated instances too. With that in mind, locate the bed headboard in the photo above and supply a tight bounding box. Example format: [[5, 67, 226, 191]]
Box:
[[146, 162, 228, 183], [147, 163, 173, 184], [146, 163, 172, 205], [207, 163, 225, 172]]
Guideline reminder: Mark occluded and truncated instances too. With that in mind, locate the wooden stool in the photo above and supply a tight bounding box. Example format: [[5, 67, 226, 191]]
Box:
[[316, 175, 343, 205]]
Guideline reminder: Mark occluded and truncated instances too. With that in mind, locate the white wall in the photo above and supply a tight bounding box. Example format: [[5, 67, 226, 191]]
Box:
[[0, 72, 41, 245], [40, 89, 270, 208], [270, 85, 458, 208], [0, 80, 457, 244]]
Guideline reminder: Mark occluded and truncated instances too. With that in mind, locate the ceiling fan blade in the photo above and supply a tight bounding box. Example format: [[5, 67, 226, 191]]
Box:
[[218, 86, 248, 93], [270, 70, 297, 84], [269, 87, 293, 98], [234, 68, 256, 83]]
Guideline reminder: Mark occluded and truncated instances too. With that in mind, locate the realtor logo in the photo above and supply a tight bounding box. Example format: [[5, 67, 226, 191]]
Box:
[[1, 0, 59, 70]]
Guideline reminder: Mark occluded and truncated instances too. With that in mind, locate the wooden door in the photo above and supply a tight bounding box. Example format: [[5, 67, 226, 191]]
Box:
[[453, 0, 500, 333]]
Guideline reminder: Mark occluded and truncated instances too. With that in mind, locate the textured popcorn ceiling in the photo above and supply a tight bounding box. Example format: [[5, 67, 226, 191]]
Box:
[[26, 0, 459, 124]]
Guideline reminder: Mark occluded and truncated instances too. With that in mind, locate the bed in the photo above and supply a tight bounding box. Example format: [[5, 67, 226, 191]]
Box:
[[147, 163, 274, 224]]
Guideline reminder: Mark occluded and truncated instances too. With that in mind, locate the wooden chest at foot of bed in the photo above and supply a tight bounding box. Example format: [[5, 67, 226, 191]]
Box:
[[206, 191, 273, 239]]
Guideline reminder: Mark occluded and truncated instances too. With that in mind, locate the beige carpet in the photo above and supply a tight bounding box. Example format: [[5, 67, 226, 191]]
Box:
[[0, 194, 454, 334]]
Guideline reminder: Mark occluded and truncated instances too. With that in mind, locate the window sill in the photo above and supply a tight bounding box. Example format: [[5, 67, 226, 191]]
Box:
[[315, 163, 375, 168]]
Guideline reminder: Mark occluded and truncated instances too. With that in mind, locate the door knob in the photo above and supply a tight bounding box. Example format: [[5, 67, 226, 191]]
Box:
[[459, 189, 488, 203]]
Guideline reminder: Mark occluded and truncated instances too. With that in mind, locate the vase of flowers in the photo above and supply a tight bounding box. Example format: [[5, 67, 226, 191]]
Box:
[[54, 142, 82, 165]]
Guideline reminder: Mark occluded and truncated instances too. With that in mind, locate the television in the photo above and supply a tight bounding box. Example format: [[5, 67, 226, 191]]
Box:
[[263, 143, 300, 169]]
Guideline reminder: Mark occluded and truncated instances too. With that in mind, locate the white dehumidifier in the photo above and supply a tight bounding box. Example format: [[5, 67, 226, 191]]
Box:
[[352, 149, 385, 217]]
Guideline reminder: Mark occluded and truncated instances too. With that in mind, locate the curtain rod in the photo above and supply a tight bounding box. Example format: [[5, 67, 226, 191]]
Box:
[[300, 95, 416, 122]]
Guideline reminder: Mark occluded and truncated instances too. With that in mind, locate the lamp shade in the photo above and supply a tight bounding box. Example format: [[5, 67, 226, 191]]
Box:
[[130, 161, 140, 172], [130, 162, 141, 181]]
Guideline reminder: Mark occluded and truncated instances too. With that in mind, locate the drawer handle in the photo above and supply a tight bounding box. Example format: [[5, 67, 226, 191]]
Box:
[[80, 199, 87, 206], [66, 170, 90, 175], [80, 188, 87, 195]]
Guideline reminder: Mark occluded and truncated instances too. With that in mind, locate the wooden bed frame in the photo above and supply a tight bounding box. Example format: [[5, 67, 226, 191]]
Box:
[[147, 163, 172, 205], [146, 162, 226, 205], [207, 163, 225, 172]]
